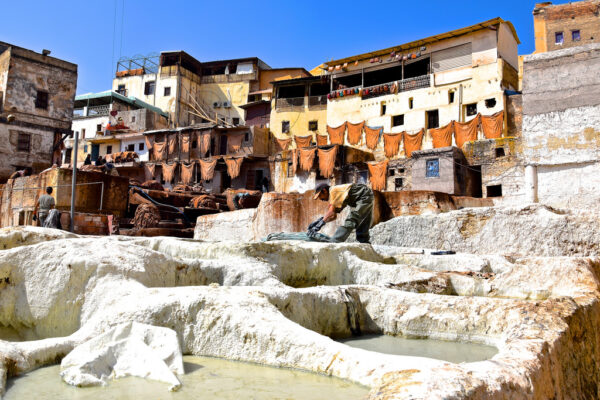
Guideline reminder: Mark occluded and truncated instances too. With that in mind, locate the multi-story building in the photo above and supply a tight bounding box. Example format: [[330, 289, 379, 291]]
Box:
[[69, 90, 168, 163], [270, 18, 520, 196], [112, 52, 308, 128], [533, 0, 600, 53], [0, 41, 77, 182]]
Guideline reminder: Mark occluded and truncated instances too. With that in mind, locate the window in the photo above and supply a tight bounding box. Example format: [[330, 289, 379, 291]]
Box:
[[139, 143, 145, 151], [127, 144, 135, 152], [485, 98, 497, 108], [399, 168, 405, 173], [287, 162, 294, 177], [106, 145, 112, 154], [97, 124, 102, 132], [308, 120, 318, 131], [392, 115, 404, 127], [282, 120, 290, 133], [131, 115, 136, 123], [389, 169, 395, 176], [394, 178, 403, 191], [555, 32, 564, 45], [487, 185, 503, 197], [144, 81, 156, 95], [572, 30, 581, 42], [409, 97, 414, 109], [81, 128, 86, 137], [84, 145, 88, 153], [164, 86, 171, 96], [192, 140, 197, 149], [232, 117, 240, 126], [117, 84, 126, 95], [426, 110, 439, 129], [35, 91, 48, 109], [466, 103, 477, 117], [448, 91, 455, 104], [495, 147, 505, 158], [244, 132, 249, 142], [380, 101, 387, 116], [425, 159, 440, 178], [17, 133, 31, 152]]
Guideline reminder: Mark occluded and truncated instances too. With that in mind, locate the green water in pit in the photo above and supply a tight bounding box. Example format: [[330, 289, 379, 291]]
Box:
[[3, 356, 369, 400], [339, 334, 498, 363]]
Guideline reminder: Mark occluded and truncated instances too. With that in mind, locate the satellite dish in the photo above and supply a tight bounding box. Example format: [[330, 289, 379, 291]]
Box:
[[110, 110, 118, 117]]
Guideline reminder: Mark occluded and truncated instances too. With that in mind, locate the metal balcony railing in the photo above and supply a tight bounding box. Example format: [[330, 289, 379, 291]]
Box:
[[275, 97, 305, 110]]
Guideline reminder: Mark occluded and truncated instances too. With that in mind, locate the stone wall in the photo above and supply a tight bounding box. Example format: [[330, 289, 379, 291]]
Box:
[[534, 1, 600, 53], [522, 44, 600, 208], [0, 44, 77, 182]]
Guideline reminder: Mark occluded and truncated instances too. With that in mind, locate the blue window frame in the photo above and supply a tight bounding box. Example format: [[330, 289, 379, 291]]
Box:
[[426, 159, 440, 178]]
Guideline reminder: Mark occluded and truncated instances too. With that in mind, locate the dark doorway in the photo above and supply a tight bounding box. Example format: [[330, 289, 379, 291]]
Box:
[[219, 135, 228, 155], [91, 144, 100, 161]]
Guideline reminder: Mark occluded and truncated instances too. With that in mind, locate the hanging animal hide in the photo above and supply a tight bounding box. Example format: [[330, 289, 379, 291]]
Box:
[[199, 158, 218, 181], [454, 115, 480, 149], [481, 111, 504, 139], [316, 134, 329, 147], [367, 160, 388, 191], [346, 121, 364, 145], [144, 163, 156, 182], [327, 122, 347, 145], [225, 157, 244, 179], [383, 133, 403, 158], [152, 141, 167, 161], [162, 162, 177, 183], [430, 122, 454, 148], [317, 146, 338, 178], [227, 133, 244, 154], [291, 149, 298, 175], [181, 133, 191, 154], [167, 134, 178, 156], [364, 126, 382, 150], [403, 130, 424, 158], [144, 135, 154, 154], [275, 137, 292, 152], [294, 135, 313, 148], [298, 147, 317, 171], [180, 162, 195, 185]]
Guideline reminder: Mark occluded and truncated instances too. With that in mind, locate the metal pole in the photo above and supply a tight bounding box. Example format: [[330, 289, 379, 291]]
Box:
[[70, 131, 79, 232], [100, 181, 104, 211]]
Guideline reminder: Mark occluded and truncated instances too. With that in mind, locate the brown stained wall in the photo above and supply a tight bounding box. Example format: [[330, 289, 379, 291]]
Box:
[[0, 169, 128, 228], [381, 191, 456, 217], [534, 1, 600, 53], [506, 94, 522, 137]]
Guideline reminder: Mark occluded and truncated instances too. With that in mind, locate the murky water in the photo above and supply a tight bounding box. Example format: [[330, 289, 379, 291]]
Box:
[[3, 355, 369, 400], [339, 334, 498, 363]]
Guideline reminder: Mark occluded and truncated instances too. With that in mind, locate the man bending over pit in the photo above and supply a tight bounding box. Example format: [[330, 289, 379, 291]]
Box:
[[311, 183, 374, 244]]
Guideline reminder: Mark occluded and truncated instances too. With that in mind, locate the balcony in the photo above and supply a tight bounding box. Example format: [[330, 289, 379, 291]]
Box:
[[201, 71, 258, 84], [72, 105, 110, 119], [360, 75, 431, 100], [275, 97, 305, 111]]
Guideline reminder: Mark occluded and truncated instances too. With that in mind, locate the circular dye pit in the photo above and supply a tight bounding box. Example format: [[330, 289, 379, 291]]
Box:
[[3, 355, 368, 400], [339, 334, 498, 363]]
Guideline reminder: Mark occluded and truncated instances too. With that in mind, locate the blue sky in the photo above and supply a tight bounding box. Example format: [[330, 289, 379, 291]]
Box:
[[0, 0, 572, 95]]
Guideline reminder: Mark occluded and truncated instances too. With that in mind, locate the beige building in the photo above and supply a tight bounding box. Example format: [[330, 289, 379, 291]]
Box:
[[323, 17, 519, 158], [0, 42, 77, 182]]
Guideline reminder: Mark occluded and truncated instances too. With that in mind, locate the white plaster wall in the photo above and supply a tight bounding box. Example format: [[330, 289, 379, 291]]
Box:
[[120, 137, 148, 161], [72, 116, 108, 139], [537, 162, 600, 209], [522, 105, 600, 165]]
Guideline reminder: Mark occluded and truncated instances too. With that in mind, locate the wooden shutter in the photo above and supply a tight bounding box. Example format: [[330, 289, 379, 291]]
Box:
[[432, 43, 472, 72]]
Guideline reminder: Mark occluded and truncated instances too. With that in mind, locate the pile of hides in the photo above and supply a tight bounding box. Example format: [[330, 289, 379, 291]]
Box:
[[189, 193, 228, 210], [132, 203, 161, 229], [140, 180, 164, 191], [60, 322, 184, 391], [106, 151, 138, 163]]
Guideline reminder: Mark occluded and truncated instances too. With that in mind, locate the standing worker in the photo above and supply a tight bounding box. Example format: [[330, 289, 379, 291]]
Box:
[[310, 183, 374, 243], [33, 186, 56, 227]]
